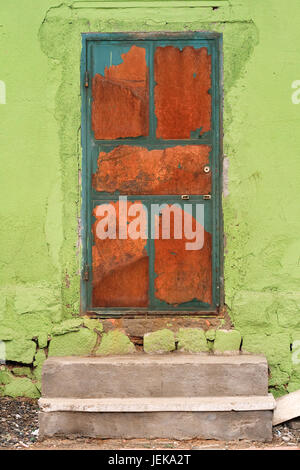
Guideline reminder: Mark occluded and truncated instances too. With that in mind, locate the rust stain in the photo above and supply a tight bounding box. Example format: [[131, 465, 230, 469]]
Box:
[[93, 145, 211, 195], [154, 46, 212, 139], [92, 46, 149, 139], [154, 206, 212, 305], [92, 201, 149, 307]]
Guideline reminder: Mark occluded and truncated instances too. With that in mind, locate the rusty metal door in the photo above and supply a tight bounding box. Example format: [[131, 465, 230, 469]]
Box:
[[81, 33, 222, 315]]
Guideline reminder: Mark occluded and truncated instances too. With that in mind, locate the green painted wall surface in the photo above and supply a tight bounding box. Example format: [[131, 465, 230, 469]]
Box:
[[0, 0, 300, 398]]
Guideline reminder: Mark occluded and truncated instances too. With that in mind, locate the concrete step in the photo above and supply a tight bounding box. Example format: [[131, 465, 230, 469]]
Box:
[[39, 395, 276, 413], [42, 354, 268, 398], [38, 395, 275, 441]]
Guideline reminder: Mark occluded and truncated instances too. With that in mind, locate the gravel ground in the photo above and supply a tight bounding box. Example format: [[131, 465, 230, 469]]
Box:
[[0, 398, 299, 450], [0, 398, 39, 449]]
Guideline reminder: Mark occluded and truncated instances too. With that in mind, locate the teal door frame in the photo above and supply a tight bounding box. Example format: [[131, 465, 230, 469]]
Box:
[[80, 32, 223, 317]]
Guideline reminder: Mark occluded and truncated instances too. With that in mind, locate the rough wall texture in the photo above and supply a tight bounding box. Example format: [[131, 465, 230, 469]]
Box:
[[0, 0, 300, 398]]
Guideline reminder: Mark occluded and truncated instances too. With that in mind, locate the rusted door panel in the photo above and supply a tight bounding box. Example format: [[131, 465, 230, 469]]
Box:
[[154, 46, 212, 139], [154, 234, 212, 305], [91, 44, 149, 139], [91, 197, 212, 310], [82, 34, 221, 314], [153, 199, 212, 309], [92, 144, 212, 195], [92, 200, 149, 307]]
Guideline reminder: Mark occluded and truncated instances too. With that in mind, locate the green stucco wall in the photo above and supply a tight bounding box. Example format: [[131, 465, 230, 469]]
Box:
[[0, 0, 300, 398]]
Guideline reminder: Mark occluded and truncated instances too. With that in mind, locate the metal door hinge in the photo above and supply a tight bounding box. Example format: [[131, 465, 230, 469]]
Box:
[[83, 264, 89, 281], [84, 71, 89, 88], [203, 194, 211, 200]]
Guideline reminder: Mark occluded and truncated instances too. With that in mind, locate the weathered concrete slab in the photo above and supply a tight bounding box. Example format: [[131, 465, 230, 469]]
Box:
[[39, 410, 273, 441], [39, 395, 276, 413], [42, 355, 268, 398], [273, 390, 300, 425]]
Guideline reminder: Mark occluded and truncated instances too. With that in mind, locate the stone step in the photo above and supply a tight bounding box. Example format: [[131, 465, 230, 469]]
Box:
[[39, 395, 275, 441], [42, 354, 268, 398]]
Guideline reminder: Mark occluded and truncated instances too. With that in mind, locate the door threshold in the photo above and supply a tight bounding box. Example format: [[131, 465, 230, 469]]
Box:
[[86, 310, 221, 319]]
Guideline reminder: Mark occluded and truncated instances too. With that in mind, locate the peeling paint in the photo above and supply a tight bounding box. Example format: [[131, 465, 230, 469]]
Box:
[[92, 201, 149, 307], [92, 45, 149, 139], [0, 80, 6, 104], [154, 46, 211, 139], [222, 156, 229, 198], [93, 145, 211, 195], [154, 206, 212, 305]]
